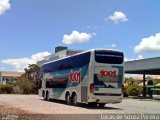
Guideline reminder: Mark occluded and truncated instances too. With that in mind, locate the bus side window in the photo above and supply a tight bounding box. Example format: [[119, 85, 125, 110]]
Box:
[[38, 80, 42, 89]]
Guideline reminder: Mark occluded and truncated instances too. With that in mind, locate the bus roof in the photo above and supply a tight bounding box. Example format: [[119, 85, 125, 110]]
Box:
[[41, 49, 123, 66]]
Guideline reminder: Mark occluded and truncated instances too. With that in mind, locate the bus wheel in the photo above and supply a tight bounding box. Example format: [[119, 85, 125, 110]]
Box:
[[72, 94, 78, 106], [42, 91, 46, 100], [98, 103, 106, 107], [66, 93, 71, 105], [46, 91, 50, 101]]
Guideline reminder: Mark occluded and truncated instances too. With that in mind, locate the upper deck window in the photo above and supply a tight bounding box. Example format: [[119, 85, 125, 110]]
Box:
[[95, 50, 123, 64], [41, 52, 91, 73]]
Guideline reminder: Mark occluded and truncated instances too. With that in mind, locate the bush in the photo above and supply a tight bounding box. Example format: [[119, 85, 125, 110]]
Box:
[[0, 84, 14, 94], [126, 83, 142, 96], [16, 77, 37, 94]]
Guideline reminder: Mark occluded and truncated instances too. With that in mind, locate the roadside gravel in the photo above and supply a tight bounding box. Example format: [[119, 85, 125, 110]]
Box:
[[0, 94, 160, 116]]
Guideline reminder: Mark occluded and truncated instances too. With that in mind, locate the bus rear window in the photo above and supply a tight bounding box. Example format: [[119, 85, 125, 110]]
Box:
[[95, 50, 123, 64]]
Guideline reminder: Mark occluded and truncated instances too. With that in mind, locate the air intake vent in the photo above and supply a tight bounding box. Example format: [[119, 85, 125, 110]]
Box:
[[81, 86, 88, 102]]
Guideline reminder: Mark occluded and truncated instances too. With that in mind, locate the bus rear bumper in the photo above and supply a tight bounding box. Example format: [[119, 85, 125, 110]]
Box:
[[87, 95, 123, 104]]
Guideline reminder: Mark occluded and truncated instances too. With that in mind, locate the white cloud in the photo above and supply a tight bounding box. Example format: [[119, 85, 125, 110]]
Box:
[[62, 31, 94, 44], [124, 58, 128, 61], [0, 67, 6, 70], [106, 11, 128, 23], [0, 0, 11, 15], [137, 55, 144, 60], [2, 58, 35, 72], [134, 33, 160, 53], [1, 51, 51, 72], [111, 44, 117, 47], [31, 52, 51, 61], [125, 55, 144, 61]]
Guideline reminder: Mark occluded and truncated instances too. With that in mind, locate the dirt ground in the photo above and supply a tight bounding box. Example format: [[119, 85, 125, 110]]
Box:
[[0, 94, 160, 120]]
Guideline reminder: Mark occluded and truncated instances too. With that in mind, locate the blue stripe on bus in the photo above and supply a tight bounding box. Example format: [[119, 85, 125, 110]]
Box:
[[112, 66, 123, 88], [50, 64, 89, 97]]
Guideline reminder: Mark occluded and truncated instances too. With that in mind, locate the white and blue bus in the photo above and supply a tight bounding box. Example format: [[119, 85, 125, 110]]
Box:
[[38, 49, 124, 107]]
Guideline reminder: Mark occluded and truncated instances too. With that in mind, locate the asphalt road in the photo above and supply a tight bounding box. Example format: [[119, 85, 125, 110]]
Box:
[[0, 94, 160, 115]]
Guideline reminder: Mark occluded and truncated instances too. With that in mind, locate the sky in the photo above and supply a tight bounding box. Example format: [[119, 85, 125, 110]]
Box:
[[0, 0, 160, 72]]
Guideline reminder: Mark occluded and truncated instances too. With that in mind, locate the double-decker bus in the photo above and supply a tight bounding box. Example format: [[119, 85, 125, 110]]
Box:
[[38, 49, 124, 107]]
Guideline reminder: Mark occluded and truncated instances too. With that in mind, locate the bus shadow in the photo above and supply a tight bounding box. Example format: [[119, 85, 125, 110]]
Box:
[[41, 99, 122, 110], [78, 103, 122, 110]]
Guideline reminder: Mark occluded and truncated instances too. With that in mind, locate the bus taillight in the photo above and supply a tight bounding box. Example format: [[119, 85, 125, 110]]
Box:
[[90, 83, 94, 93], [122, 84, 125, 93]]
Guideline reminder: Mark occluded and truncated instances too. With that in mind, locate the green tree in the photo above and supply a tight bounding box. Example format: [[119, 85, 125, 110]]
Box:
[[16, 77, 35, 94], [15, 64, 40, 94], [128, 77, 135, 85], [24, 64, 40, 82], [126, 83, 142, 96]]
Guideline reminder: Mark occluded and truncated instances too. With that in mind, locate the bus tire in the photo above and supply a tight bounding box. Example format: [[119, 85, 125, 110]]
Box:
[[66, 93, 71, 105], [42, 91, 45, 100], [46, 91, 50, 101], [99, 103, 106, 107], [71, 93, 78, 106]]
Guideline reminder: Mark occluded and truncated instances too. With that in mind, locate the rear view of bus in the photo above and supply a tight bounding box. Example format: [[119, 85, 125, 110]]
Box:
[[88, 50, 124, 105]]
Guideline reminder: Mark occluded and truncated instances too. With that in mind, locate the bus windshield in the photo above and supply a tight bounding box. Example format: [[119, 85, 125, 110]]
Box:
[[94, 50, 123, 64]]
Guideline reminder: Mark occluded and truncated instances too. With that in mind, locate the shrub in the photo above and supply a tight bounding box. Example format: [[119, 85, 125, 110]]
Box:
[[126, 83, 142, 96], [16, 77, 36, 94], [0, 84, 14, 94]]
